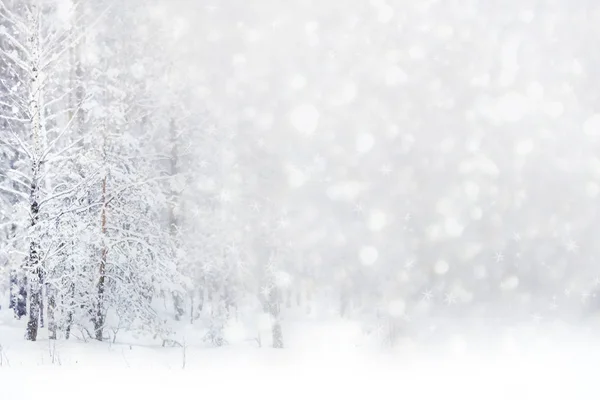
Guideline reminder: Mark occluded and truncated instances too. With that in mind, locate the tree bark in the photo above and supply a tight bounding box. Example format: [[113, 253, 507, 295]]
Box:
[[22, 1, 50, 343], [47, 284, 57, 340], [168, 118, 184, 321], [64, 279, 75, 340], [10, 268, 27, 319], [25, 191, 41, 341], [269, 287, 283, 349], [94, 176, 107, 341]]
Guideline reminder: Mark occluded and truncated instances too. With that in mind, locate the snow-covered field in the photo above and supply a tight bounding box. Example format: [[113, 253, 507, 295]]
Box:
[[2, 343, 597, 400], [1, 309, 598, 400]]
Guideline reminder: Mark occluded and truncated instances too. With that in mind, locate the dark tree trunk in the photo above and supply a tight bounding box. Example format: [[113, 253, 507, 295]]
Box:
[[39, 273, 44, 328], [94, 177, 107, 341], [64, 280, 75, 340], [173, 294, 184, 321], [10, 269, 27, 319], [9, 269, 16, 311], [26, 249, 42, 341], [47, 284, 57, 340], [94, 247, 106, 341], [25, 5, 43, 342], [26, 194, 41, 341]]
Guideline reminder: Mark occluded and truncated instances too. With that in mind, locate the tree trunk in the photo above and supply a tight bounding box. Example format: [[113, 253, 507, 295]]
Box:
[[272, 323, 283, 349], [10, 269, 27, 319], [173, 294, 184, 321], [25, 157, 42, 342], [189, 296, 194, 324], [24, 2, 45, 343], [64, 280, 75, 340], [198, 284, 204, 312], [168, 118, 184, 321], [47, 284, 57, 340], [269, 287, 283, 349], [25, 195, 41, 341], [39, 283, 44, 328], [94, 176, 108, 341]]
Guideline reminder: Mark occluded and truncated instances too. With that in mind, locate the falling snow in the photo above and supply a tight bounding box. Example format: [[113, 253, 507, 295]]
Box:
[[1, 1, 600, 395]]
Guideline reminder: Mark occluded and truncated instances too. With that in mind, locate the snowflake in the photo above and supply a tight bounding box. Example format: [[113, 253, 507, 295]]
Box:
[[513, 232, 521, 242], [444, 292, 457, 305], [421, 290, 433, 302], [265, 259, 276, 274], [495, 251, 504, 263], [566, 239, 579, 253], [260, 284, 273, 298]]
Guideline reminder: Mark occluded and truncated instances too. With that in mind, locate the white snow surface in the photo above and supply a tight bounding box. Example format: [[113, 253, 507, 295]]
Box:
[[1, 308, 599, 399], [2, 340, 597, 400]]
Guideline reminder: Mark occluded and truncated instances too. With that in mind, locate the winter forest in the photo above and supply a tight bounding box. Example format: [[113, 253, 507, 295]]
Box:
[[2, 0, 600, 396]]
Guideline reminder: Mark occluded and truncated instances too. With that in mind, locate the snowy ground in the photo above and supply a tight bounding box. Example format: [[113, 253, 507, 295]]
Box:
[[1, 309, 599, 399]]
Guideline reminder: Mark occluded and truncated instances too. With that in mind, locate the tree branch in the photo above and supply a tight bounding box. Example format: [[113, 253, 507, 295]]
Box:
[[0, 184, 27, 200]]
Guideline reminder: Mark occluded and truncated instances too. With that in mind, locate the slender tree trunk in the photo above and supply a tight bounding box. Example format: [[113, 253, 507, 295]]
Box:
[[168, 118, 184, 321], [94, 176, 107, 341], [198, 283, 204, 313], [10, 268, 27, 319], [17, 275, 27, 319], [269, 287, 283, 349], [26, 187, 41, 341], [25, 7, 43, 341], [189, 296, 194, 324], [39, 280, 44, 328], [47, 283, 57, 340], [64, 279, 74, 340], [9, 270, 16, 313]]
